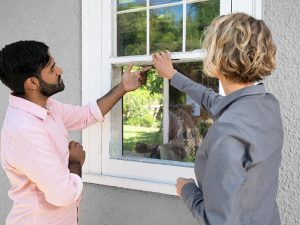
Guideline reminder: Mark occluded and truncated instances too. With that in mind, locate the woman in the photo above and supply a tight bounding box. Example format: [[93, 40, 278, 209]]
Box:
[[152, 13, 283, 225]]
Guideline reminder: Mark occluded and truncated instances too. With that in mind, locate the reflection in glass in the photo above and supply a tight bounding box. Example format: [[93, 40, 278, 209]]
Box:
[[117, 11, 147, 56], [162, 62, 218, 162], [186, 0, 220, 51], [150, 0, 180, 6], [122, 67, 164, 157], [117, 0, 146, 11], [150, 6, 183, 53], [120, 63, 219, 163]]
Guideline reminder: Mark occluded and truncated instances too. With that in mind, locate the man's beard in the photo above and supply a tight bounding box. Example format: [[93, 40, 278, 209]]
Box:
[[38, 76, 65, 97]]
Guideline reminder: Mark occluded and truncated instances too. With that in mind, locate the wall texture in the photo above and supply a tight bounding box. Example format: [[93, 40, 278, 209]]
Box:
[[263, 0, 300, 224], [0, 0, 299, 225]]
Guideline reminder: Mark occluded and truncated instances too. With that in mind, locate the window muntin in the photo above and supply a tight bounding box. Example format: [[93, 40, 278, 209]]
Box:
[[150, 0, 180, 6]]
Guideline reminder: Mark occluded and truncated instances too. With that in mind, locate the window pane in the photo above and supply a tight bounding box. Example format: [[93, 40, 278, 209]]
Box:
[[122, 67, 164, 158], [168, 62, 218, 162], [111, 63, 219, 163], [117, 11, 147, 56], [117, 0, 146, 11], [150, 6, 183, 53], [186, 0, 220, 51], [150, 0, 181, 6]]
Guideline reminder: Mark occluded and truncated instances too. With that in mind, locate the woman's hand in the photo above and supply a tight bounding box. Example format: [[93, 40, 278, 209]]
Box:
[[152, 50, 177, 80], [176, 177, 195, 197]]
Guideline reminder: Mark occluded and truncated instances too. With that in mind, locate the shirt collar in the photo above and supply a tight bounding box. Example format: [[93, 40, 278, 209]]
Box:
[[9, 94, 48, 120], [210, 83, 267, 118]]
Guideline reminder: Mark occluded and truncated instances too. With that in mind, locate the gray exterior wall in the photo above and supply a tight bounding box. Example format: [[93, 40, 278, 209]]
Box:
[[263, 1, 300, 224], [0, 0, 299, 225]]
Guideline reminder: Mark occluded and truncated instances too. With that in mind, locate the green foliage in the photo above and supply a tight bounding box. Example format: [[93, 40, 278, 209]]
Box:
[[150, 7, 182, 52], [186, 0, 220, 50], [144, 69, 163, 95], [123, 88, 162, 128], [117, 11, 147, 56], [122, 67, 163, 127]]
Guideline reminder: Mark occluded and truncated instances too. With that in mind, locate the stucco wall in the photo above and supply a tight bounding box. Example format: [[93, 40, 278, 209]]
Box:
[[0, 0, 299, 225], [263, 0, 300, 224]]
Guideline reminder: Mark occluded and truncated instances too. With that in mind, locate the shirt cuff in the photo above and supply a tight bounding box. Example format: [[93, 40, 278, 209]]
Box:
[[180, 182, 203, 207], [89, 100, 104, 122], [70, 173, 83, 201]]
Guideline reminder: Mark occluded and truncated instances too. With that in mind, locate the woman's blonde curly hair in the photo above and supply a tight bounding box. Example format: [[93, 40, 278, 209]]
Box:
[[202, 12, 276, 83]]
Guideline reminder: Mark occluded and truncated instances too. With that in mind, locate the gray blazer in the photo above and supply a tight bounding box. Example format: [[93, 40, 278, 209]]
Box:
[[171, 72, 284, 225]]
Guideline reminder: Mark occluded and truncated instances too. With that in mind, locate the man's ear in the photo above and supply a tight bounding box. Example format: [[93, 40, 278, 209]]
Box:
[[24, 77, 39, 91]]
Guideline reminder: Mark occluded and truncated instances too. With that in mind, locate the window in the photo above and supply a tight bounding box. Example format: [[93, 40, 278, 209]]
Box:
[[82, 0, 261, 195]]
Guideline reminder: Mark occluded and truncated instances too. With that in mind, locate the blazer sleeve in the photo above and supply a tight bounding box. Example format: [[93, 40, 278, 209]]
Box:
[[170, 72, 223, 117], [180, 122, 248, 225]]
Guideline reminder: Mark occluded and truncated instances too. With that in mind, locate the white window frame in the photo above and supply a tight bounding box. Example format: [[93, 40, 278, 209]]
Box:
[[82, 0, 261, 195]]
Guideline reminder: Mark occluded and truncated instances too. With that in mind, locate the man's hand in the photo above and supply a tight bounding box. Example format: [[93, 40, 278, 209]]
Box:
[[152, 50, 177, 80], [121, 64, 152, 92], [96, 64, 151, 116], [68, 141, 85, 166], [176, 177, 195, 197]]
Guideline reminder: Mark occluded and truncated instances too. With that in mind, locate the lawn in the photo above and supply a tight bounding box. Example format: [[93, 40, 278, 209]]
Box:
[[123, 125, 163, 151]]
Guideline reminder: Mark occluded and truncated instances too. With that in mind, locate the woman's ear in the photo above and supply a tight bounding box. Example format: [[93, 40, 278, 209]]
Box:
[[24, 77, 39, 91]]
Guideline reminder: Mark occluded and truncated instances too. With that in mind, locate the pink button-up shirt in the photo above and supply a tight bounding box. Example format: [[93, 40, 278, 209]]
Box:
[[0, 95, 103, 225]]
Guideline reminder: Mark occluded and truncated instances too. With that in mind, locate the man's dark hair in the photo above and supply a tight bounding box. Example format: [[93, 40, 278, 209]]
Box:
[[0, 40, 50, 94]]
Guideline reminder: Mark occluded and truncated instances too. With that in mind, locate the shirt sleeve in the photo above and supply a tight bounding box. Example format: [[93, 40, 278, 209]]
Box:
[[180, 122, 248, 225], [49, 98, 104, 131], [12, 127, 83, 207], [170, 72, 223, 117]]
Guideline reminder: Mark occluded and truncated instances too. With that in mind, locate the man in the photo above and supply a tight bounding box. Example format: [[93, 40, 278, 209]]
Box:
[[0, 40, 150, 225]]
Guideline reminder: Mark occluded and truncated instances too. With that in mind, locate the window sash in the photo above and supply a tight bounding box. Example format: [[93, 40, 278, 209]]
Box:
[[114, 0, 224, 56]]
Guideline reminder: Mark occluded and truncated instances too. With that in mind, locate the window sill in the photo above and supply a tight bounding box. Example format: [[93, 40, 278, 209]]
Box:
[[83, 173, 177, 196]]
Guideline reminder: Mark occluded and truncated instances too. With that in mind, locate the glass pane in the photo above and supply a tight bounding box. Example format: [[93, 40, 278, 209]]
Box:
[[111, 62, 219, 163], [117, 11, 147, 56], [117, 0, 146, 11], [150, 6, 183, 53], [186, 0, 220, 51], [167, 62, 218, 162], [150, 0, 181, 6], [122, 67, 164, 158]]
